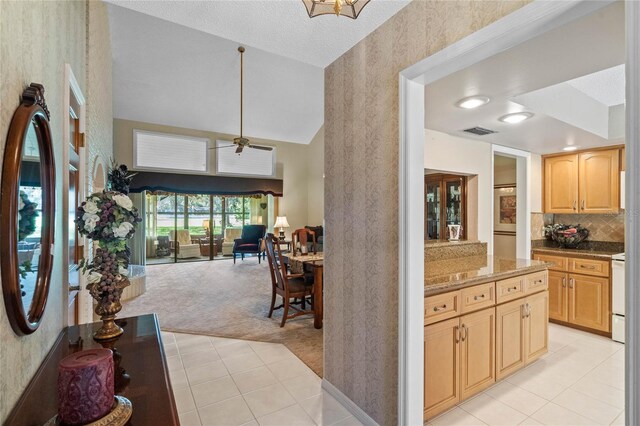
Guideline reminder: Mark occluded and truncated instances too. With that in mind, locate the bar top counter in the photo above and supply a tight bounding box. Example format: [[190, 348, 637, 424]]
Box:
[[425, 255, 550, 296]]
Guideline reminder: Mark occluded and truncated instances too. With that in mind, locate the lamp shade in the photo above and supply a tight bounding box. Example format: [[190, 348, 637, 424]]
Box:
[[274, 216, 290, 228], [202, 220, 210, 229], [302, 0, 370, 19]]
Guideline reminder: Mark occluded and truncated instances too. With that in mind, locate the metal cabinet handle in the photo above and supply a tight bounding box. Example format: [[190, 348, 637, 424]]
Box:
[[507, 286, 518, 292], [579, 264, 596, 270], [522, 304, 527, 319], [474, 294, 486, 301], [461, 324, 467, 342], [534, 279, 543, 284], [455, 325, 460, 343], [581, 200, 585, 210], [433, 304, 447, 312], [562, 277, 566, 288], [569, 278, 574, 289], [526, 303, 532, 318], [573, 200, 577, 211]]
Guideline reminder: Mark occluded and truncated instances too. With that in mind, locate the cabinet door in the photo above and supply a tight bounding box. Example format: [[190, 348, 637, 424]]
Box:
[[544, 154, 578, 213], [424, 318, 460, 420], [496, 299, 526, 380], [425, 178, 442, 240], [548, 271, 568, 322], [569, 274, 611, 332], [460, 308, 495, 400], [578, 149, 619, 213], [525, 291, 549, 363]]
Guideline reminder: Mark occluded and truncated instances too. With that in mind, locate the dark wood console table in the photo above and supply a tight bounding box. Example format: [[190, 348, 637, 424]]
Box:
[[5, 314, 179, 426]]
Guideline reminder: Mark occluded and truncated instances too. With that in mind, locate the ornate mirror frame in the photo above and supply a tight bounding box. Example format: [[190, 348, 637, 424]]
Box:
[[1, 83, 56, 335]]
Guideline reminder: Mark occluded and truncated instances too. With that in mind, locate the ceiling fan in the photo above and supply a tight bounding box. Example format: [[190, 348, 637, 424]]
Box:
[[211, 46, 274, 155]]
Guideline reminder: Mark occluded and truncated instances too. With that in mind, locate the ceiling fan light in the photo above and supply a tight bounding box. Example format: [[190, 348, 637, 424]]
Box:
[[456, 96, 490, 109], [499, 112, 534, 124], [302, 0, 370, 19]]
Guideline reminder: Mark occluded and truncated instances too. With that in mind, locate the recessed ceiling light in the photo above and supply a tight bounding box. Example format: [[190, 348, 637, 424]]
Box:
[[456, 96, 490, 109], [498, 112, 534, 124], [563, 146, 578, 151]]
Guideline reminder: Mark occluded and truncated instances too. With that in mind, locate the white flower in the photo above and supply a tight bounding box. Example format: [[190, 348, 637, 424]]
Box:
[[87, 271, 102, 284], [83, 213, 100, 232], [18, 197, 25, 211], [83, 200, 99, 215], [113, 194, 133, 211], [113, 221, 134, 238], [119, 266, 129, 277]]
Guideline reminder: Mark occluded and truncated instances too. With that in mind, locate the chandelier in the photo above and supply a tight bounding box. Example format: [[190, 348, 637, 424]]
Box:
[[302, 0, 371, 19]]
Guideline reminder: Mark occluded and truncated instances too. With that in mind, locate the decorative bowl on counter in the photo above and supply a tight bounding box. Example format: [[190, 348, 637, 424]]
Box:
[[551, 225, 590, 248]]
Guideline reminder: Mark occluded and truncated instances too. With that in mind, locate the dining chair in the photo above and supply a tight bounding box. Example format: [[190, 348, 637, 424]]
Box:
[[291, 228, 317, 256], [265, 233, 314, 327]]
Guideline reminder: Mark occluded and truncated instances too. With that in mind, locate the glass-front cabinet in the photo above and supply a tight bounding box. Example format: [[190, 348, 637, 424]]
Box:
[[424, 174, 467, 241]]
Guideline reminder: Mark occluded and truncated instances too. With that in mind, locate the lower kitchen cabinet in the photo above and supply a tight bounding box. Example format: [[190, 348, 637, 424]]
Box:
[[569, 274, 610, 332], [424, 318, 460, 420], [548, 270, 569, 322], [424, 308, 496, 420], [460, 307, 496, 400], [496, 291, 549, 380]]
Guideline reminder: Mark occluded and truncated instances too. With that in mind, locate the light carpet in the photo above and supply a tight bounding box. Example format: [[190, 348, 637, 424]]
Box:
[[120, 259, 323, 376]]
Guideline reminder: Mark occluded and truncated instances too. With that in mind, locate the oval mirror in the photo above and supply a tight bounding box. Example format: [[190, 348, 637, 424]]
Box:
[[1, 83, 55, 335]]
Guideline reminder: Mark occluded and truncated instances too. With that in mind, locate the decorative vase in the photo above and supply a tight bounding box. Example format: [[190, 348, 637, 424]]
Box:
[[447, 224, 461, 241], [92, 280, 130, 341]]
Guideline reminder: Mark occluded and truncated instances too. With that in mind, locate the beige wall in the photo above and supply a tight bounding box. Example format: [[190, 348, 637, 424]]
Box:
[[0, 1, 112, 419], [113, 119, 324, 234], [324, 1, 530, 424]]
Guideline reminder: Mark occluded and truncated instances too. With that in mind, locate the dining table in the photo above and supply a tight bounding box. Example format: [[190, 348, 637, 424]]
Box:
[[283, 252, 324, 329]]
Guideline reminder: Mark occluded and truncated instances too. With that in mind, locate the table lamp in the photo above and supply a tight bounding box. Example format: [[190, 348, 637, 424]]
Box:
[[274, 216, 289, 241], [202, 220, 210, 235]]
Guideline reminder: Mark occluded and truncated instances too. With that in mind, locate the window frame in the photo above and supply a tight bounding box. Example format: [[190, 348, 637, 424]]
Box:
[[132, 129, 210, 174]]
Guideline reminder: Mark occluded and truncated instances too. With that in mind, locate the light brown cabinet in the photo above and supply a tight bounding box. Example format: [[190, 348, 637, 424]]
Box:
[[533, 252, 611, 334], [424, 271, 548, 421], [496, 291, 548, 380], [543, 148, 620, 214], [424, 307, 496, 420]]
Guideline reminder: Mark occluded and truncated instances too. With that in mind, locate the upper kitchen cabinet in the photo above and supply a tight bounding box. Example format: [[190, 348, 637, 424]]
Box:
[[544, 154, 578, 213], [543, 148, 621, 214]]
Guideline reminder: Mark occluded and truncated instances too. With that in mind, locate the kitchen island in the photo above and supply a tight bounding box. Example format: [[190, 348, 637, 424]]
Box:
[[424, 255, 550, 421]]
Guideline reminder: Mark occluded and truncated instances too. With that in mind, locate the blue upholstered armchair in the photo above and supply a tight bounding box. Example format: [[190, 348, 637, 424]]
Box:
[[233, 225, 267, 263]]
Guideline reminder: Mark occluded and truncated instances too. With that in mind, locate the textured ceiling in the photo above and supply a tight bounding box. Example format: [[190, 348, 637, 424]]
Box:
[[108, 5, 324, 144], [567, 64, 625, 107], [104, 0, 411, 68]]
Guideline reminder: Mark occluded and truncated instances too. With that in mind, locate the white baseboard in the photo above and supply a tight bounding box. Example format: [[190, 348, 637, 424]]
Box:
[[321, 379, 379, 426]]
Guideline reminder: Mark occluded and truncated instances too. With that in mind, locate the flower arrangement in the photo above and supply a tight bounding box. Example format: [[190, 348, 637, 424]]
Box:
[[76, 192, 140, 304], [18, 190, 38, 242], [75, 163, 141, 340]]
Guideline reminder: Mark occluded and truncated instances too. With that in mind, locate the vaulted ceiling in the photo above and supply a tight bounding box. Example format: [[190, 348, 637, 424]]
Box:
[[105, 0, 410, 144]]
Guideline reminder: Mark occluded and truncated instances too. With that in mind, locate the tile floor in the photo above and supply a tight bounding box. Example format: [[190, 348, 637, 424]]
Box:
[[162, 331, 361, 426], [428, 323, 625, 426]]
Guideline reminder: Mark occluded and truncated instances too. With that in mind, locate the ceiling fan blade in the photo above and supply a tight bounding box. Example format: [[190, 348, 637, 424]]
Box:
[[235, 145, 244, 154], [248, 145, 273, 151], [209, 144, 237, 150]]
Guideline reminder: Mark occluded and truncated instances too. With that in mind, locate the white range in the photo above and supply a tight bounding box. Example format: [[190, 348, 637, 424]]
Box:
[[612, 252, 625, 343]]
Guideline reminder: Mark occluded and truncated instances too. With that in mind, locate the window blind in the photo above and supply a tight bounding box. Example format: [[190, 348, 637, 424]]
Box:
[[215, 140, 275, 177], [133, 130, 209, 173]]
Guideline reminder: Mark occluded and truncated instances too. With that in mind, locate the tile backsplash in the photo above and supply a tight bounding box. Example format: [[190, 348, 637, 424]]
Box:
[[531, 212, 625, 243]]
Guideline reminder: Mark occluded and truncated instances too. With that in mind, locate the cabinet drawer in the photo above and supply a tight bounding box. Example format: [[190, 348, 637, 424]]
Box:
[[568, 258, 609, 277], [532, 253, 568, 271], [496, 276, 526, 304], [425, 291, 461, 325], [461, 282, 495, 313], [525, 271, 548, 294]]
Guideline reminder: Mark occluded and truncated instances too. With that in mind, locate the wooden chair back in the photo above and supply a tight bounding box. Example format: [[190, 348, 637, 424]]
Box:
[[291, 228, 317, 256], [265, 233, 288, 293]]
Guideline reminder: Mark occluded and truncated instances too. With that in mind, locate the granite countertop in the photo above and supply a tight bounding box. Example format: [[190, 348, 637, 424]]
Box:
[[425, 255, 550, 296], [424, 240, 482, 248], [531, 246, 621, 260]]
